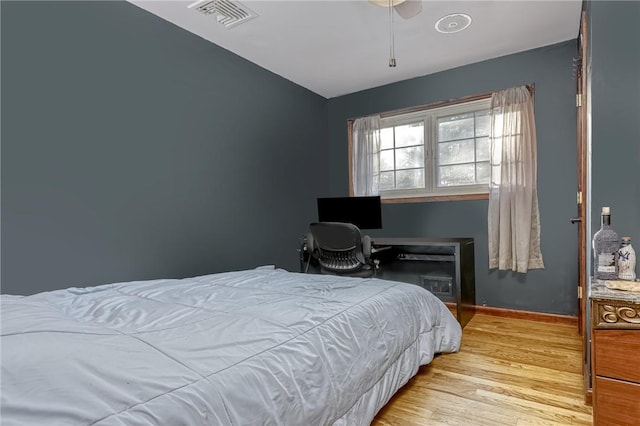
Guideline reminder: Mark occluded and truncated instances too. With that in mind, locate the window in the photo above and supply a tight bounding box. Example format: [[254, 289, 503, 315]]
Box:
[[354, 97, 492, 201]]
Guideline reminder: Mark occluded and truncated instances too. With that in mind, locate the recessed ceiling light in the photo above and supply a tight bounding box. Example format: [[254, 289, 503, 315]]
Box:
[[435, 13, 472, 34]]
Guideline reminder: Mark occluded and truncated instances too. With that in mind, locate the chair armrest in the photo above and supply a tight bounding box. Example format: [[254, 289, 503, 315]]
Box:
[[362, 235, 372, 258], [303, 233, 316, 257], [371, 245, 392, 254]]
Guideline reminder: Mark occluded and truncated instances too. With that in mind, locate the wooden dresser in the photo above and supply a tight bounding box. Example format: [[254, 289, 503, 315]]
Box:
[[590, 284, 640, 425]]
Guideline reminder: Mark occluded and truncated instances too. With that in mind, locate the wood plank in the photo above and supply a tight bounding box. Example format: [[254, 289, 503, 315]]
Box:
[[593, 376, 640, 425], [593, 329, 640, 382], [434, 354, 586, 398], [474, 305, 578, 326], [373, 314, 592, 425]]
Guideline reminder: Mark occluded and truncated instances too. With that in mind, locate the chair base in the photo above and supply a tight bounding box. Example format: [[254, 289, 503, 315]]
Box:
[[319, 265, 376, 278]]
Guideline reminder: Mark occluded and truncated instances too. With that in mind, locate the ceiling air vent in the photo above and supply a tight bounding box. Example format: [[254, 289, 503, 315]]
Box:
[[188, 0, 258, 29]]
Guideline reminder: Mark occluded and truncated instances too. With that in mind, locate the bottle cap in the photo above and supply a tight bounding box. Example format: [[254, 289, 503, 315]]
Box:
[[602, 206, 610, 215]]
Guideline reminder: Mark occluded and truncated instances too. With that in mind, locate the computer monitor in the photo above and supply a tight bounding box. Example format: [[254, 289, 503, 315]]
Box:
[[316, 196, 382, 230]]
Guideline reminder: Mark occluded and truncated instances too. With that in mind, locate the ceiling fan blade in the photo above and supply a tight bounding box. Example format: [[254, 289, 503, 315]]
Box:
[[394, 0, 422, 19]]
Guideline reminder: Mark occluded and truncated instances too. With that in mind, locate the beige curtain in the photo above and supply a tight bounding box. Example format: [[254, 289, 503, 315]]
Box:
[[352, 115, 381, 196], [488, 86, 544, 273]]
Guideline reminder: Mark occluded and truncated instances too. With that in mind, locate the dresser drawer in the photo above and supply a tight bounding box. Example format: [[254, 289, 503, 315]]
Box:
[[593, 329, 640, 383], [594, 376, 640, 426]]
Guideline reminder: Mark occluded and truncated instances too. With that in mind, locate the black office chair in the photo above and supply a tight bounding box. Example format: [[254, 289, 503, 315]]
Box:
[[304, 222, 377, 277]]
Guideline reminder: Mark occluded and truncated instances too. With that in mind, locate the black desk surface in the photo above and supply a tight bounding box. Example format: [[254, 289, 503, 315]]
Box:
[[372, 237, 474, 246]]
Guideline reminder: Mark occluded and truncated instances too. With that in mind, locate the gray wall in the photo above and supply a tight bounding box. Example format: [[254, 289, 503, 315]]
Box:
[[4, 1, 616, 318], [327, 41, 579, 315], [590, 2, 640, 257], [1, 1, 328, 295]]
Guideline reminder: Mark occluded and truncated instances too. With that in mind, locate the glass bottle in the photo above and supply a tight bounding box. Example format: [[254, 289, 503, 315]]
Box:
[[592, 206, 620, 280], [618, 237, 636, 281]]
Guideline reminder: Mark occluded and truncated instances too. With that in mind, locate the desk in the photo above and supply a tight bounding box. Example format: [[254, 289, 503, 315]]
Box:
[[372, 237, 476, 328]]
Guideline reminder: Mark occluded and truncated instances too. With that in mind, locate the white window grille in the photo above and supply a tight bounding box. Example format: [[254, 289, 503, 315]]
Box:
[[374, 98, 492, 199]]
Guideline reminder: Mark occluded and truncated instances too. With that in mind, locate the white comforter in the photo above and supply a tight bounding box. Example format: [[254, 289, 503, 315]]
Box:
[[1, 266, 461, 425]]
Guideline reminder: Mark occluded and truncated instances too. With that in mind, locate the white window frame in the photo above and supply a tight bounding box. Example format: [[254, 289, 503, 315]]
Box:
[[376, 98, 492, 201]]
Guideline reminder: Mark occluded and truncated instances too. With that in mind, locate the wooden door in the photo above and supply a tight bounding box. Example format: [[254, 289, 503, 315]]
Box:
[[575, 11, 590, 404], [575, 11, 588, 338]]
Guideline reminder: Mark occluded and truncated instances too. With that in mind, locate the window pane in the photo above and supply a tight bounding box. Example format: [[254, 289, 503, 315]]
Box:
[[395, 123, 423, 147], [476, 162, 490, 184], [380, 149, 394, 171], [396, 169, 424, 189], [438, 164, 476, 187], [475, 110, 491, 137], [380, 171, 394, 190], [353, 97, 494, 198], [438, 113, 474, 141], [438, 139, 474, 166], [396, 146, 424, 169], [380, 127, 394, 150], [476, 136, 490, 161]]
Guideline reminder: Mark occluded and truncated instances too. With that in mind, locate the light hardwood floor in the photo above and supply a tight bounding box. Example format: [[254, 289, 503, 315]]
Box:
[[373, 313, 592, 425]]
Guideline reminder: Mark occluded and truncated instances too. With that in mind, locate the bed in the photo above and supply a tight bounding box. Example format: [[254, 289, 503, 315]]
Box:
[[1, 266, 461, 425]]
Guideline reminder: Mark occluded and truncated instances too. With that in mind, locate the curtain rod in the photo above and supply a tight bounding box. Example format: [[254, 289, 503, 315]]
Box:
[[348, 83, 535, 122]]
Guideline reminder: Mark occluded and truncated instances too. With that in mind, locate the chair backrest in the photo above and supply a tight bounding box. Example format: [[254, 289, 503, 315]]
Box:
[[308, 222, 368, 274]]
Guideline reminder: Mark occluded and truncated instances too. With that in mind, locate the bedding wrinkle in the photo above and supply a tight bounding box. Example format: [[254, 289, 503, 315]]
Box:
[[1, 329, 116, 338], [306, 329, 340, 420], [335, 336, 421, 424]]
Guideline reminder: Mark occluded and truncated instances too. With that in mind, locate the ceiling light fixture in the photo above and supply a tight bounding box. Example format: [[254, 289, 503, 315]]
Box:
[[435, 13, 472, 34], [369, 0, 411, 68], [369, 0, 422, 67]]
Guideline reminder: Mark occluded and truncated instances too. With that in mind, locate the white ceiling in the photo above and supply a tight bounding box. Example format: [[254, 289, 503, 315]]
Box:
[[128, 0, 582, 99]]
